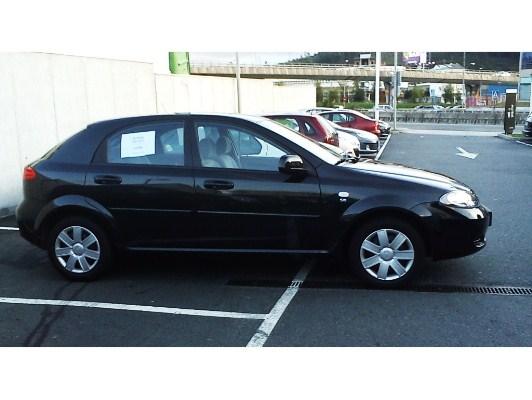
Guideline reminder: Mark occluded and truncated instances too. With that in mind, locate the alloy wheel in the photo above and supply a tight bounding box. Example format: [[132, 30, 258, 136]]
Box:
[[54, 225, 101, 273], [359, 228, 414, 281]]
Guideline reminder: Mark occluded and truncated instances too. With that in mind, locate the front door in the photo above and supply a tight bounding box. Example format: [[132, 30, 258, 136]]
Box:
[[192, 118, 322, 251]]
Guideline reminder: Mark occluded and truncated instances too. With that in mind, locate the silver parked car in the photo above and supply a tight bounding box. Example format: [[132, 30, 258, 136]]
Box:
[[322, 119, 380, 157]]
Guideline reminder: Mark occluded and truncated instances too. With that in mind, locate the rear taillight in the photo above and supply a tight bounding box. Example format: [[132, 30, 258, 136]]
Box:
[[23, 166, 37, 181], [325, 136, 339, 146]]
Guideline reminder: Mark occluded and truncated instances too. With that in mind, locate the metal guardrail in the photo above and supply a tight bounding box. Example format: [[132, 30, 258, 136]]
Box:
[[365, 110, 528, 125]]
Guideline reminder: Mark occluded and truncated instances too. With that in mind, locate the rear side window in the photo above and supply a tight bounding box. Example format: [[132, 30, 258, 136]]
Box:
[[95, 121, 185, 166], [271, 117, 301, 132], [303, 121, 317, 135]]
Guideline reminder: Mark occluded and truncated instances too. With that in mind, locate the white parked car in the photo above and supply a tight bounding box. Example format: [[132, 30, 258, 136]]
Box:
[[337, 130, 361, 158]]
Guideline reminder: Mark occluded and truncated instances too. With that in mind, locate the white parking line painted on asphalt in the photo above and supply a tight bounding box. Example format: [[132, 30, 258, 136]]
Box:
[[0, 297, 268, 320], [516, 141, 532, 147], [0, 227, 19, 231], [246, 260, 314, 347], [375, 134, 392, 160], [456, 147, 479, 159]]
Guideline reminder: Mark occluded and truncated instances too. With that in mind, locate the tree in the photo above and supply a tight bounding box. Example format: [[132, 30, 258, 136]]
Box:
[[328, 88, 340, 104], [316, 82, 324, 104], [443, 85, 455, 104], [411, 86, 425, 103], [353, 82, 366, 102]]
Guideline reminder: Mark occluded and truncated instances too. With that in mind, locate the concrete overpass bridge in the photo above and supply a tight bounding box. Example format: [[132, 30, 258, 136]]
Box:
[[190, 63, 519, 85]]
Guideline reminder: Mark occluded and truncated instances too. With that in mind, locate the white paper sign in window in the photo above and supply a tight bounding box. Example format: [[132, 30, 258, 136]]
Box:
[[120, 131, 156, 158]]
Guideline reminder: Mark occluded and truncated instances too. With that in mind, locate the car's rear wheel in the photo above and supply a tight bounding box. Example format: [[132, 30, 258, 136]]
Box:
[[47, 216, 112, 280], [348, 217, 425, 288]]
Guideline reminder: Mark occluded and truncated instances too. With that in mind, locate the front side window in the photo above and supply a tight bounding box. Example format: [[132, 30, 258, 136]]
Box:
[[331, 113, 347, 123], [98, 121, 185, 166], [195, 122, 287, 171]]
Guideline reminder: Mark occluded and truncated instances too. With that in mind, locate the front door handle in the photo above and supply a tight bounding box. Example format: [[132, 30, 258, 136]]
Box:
[[203, 180, 234, 190], [94, 175, 122, 185]]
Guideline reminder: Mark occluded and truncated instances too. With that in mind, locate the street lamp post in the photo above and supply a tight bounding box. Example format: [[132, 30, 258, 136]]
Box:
[[463, 52, 466, 106], [518, 52, 523, 100], [529, 72, 532, 112], [374, 52, 381, 122], [235, 52, 241, 113], [393, 52, 398, 130]]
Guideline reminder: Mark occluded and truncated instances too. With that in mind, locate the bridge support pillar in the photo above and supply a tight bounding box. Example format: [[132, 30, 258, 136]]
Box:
[[384, 82, 392, 104]]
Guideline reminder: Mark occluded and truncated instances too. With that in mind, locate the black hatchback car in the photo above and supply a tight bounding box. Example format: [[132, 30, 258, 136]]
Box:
[[524, 112, 532, 137], [16, 114, 492, 287]]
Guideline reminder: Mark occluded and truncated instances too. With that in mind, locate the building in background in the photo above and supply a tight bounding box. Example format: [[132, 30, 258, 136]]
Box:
[[403, 52, 427, 67], [519, 52, 532, 102]]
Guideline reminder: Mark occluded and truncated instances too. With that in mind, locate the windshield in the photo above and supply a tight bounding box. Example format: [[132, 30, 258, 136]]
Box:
[[256, 118, 341, 165]]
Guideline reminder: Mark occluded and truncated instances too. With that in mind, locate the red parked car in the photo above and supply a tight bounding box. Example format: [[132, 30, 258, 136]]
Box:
[[264, 113, 339, 147], [318, 109, 381, 137]]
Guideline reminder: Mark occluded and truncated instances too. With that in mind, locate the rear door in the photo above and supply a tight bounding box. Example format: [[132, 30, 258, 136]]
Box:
[[85, 118, 196, 248], [191, 118, 323, 251]]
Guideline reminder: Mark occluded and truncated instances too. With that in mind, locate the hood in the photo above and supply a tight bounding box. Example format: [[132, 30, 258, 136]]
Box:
[[337, 131, 360, 147], [340, 159, 471, 192]]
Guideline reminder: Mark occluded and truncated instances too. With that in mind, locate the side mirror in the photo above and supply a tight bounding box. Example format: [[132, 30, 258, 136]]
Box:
[[279, 155, 306, 174]]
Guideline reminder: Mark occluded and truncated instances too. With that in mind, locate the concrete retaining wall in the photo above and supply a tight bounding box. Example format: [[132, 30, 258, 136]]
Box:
[[155, 74, 315, 114], [0, 53, 316, 214]]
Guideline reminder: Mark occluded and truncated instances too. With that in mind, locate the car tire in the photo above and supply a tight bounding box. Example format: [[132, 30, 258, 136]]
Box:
[[347, 217, 425, 288], [47, 216, 112, 281]]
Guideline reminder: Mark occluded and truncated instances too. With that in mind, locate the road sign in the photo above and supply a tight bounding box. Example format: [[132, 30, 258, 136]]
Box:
[[504, 89, 517, 135]]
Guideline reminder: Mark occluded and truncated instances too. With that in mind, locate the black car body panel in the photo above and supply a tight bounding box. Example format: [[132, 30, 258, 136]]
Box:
[[524, 113, 532, 137], [16, 113, 491, 262]]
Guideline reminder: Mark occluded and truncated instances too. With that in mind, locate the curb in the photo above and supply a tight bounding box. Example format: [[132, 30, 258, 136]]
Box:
[[497, 133, 528, 141]]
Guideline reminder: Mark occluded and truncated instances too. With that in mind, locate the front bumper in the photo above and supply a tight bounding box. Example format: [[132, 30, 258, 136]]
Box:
[[412, 202, 492, 260], [16, 199, 45, 248], [524, 121, 532, 137], [359, 141, 380, 156]]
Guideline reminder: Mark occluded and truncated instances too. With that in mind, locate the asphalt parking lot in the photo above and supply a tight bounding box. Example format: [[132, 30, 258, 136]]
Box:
[[1, 131, 531, 346]]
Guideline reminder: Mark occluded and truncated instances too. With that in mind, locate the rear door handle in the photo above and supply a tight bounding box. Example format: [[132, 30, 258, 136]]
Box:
[[203, 180, 234, 190], [94, 175, 122, 185]]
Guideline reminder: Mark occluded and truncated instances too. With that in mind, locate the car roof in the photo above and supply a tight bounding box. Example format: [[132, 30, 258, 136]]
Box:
[[87, 113, 269, 131], [264, 112, 316, 118]]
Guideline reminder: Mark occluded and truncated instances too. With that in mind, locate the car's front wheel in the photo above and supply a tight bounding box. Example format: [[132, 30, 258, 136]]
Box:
[[348, 217, 425, 288], [47, 216, 112, 280]]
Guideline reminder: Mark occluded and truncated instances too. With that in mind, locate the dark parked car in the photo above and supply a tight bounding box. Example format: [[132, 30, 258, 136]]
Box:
[[524, 112, 532, 137], [17, 113, 492, 287], [414, 105, 445, 111]]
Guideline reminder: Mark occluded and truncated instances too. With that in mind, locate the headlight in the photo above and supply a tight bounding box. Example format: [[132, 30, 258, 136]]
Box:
[[439, 190, 477, 208]]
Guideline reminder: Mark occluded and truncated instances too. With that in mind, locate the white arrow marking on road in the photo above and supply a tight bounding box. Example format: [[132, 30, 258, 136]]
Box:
[[456, 147, 478, 159]]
